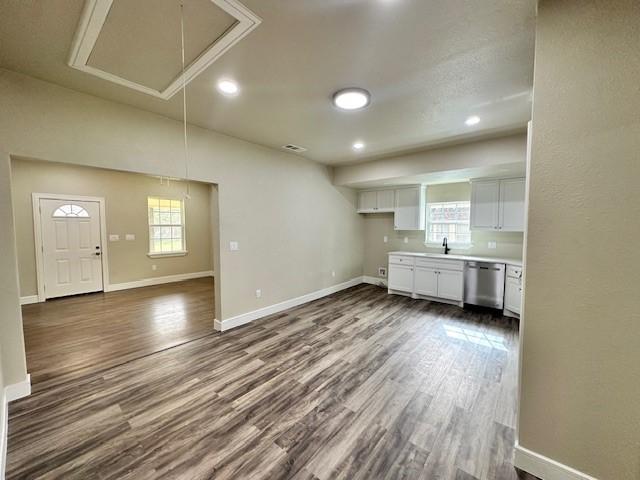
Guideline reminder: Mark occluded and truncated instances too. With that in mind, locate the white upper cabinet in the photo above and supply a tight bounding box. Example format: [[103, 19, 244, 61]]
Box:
[[356, 186, 426, 230], [499, 178, 526, 232], [394, 186, 426, 231], [357, 190, 377, 212], [470, 178, 525, 232], [376, 189, 395, 212], [470, 180, 500, 230], [356, 189, 395, 213]]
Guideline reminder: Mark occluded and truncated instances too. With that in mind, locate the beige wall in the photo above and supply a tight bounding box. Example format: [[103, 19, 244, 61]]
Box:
[[10, 159, 214, 297], [333, 133, 526, 186], [519, 1, 640, 479], [0, 155, 28, 386], [363, 182, 524, 278], [0, 68, 364, 385]]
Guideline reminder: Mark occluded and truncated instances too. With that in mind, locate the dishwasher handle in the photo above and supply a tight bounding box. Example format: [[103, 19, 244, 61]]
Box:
[[466, 262, 505, 272]]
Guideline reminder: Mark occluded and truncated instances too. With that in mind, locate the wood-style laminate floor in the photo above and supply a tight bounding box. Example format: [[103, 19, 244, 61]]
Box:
[[8, 284, 537, 480], [21, 277, 215, 391]]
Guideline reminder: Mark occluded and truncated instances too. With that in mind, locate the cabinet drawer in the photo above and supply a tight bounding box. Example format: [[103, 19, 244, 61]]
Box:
[[506, 265, 523, 279], [415, 258, 464, 272], [389, 255, 414, 266]]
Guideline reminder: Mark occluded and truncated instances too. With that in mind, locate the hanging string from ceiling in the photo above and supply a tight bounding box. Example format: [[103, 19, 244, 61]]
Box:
[[180, 0, 191, 200]]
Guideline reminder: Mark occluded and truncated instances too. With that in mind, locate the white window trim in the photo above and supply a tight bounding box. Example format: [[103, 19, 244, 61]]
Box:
[[147, 196, 187, 256], [424, 200, 472, 247], [147, 251, 188, 258]]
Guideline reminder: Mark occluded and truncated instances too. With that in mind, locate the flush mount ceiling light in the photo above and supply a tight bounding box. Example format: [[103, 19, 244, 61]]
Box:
[[465, 115, 481, 126], [217, 79, 239, 96], [352, 141, 365, 150], [333, 88, 371, 111]]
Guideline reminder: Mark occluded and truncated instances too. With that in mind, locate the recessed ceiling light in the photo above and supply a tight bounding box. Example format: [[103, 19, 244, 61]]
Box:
[[217, 79, 239, 96], [465, 115, 480, 126], [333, 88, 371, 110], [353, 142, 365, 150]]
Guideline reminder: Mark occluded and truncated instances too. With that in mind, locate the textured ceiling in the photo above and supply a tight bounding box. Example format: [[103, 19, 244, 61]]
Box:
[[0, 0, 536, 165], [87, 0, 237, 91]]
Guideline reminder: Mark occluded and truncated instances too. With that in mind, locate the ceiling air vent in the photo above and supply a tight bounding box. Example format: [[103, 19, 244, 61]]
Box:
[[282, 144, 307, 153]]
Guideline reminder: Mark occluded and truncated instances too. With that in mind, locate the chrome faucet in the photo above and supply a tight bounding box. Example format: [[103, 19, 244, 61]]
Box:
[[442, 237, 450, 255]]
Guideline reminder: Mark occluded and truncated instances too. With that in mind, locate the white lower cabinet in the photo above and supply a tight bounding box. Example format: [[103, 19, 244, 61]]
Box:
[[388, 263, 414, 293], [436, 270, 464, 302], [414, 267, 438, 297], [504, 265, 523, 314], [389, 255, 464, 304]]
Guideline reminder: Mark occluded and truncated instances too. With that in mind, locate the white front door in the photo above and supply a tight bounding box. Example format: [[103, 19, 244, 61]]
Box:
[[39, 199, 103, 299]]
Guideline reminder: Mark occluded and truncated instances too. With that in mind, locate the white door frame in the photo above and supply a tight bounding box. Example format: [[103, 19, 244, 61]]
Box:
[[32, 193, 110, 302]]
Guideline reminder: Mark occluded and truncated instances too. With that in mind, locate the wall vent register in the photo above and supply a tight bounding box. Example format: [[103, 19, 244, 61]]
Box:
[[282, 144, 308, 153]]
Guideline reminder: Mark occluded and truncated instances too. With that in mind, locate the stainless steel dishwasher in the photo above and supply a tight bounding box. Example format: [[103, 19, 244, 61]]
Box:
[[464, 261, 506, 309]]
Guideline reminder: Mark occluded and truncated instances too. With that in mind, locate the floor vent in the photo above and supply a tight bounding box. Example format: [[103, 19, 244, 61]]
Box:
[[282, 144, 308, 153]]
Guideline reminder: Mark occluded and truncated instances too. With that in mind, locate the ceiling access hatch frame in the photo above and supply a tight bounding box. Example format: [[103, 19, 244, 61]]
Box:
[[68, 0, 261, 100]]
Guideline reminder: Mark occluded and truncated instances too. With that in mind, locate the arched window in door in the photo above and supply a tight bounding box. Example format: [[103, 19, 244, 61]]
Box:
[[52, 204, 90, 218]]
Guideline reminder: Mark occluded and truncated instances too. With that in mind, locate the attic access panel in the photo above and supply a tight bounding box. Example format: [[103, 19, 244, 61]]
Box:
[[68, 0, 261, 99]]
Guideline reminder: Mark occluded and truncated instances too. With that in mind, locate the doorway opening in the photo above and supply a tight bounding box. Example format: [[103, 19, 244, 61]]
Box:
[[11, 157, 221, 391]]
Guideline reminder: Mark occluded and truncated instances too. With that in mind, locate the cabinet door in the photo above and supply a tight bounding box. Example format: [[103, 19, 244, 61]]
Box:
[[388, 264, 414, 293], [358, 191, 377, 212], [376, 189, 395, 212], [499, 178, 525, 232], [436, 270, 464, 301], [394, 187, 424, 230], [470, 180, 500, 230], [414, 266, 438, 297], [504, 276, 522, 314]]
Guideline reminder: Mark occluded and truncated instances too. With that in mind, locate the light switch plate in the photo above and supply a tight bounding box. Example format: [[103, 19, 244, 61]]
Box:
[[109, 234, 120, 242], [383, 235, 388, 243], [230, 241, 239, 251], [404, 237, 409, 244], [125, 234, 135, 241], [488, 241, 497, 249]]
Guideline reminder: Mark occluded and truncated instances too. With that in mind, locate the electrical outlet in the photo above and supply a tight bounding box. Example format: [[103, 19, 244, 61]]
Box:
[[151, 264, 157, 271], [378, 267, 387, 277], [255, 289, 261, 298], [109, 234, 120, 242], [331, 270, 336, 277], [230, 241, 239, 251], [383, 235, 388, 243], [488, 241, 497, 249], [404, 237, 409, 244]]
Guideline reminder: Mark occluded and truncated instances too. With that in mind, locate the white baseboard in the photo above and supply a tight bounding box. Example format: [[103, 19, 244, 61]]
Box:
[[5, 375, 31, 403], [19, 295, 39, 305], [0, 388, 7, 480], [514, 444, 598, 480], [105, 271, 214, 292], [362, 276, 388, 287], [215, 276, 364, 332]]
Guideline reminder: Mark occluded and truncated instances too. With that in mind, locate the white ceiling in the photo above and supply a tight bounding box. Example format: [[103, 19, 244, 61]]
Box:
[[0, 0, 536, 165]]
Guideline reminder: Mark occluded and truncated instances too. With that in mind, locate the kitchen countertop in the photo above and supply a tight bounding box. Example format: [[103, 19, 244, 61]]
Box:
[[388, 251, 523, 267]]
